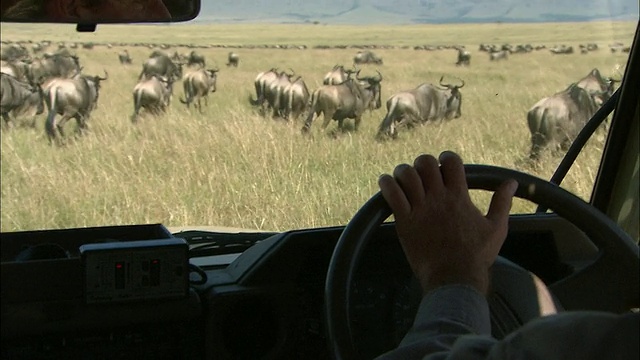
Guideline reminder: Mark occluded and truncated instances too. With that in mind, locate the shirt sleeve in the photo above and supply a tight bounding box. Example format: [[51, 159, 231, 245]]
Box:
[[374, 284, 495, 360], [375, 284, 640, 360]]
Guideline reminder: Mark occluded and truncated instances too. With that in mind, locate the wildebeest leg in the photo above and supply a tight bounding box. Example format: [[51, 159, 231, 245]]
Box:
[[197, 96, 203, 113], [1, 112, 12, 130], [321, 110, 335, 130], [354, 115, 363, 131], [74, 114, 88, 136], [53, 114, 73, 146], [302, 110, 319, 134], [529, 132, 546, 160]]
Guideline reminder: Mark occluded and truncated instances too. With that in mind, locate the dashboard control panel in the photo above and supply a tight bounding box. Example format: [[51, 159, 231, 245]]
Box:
[[80, 238, 189, 304]]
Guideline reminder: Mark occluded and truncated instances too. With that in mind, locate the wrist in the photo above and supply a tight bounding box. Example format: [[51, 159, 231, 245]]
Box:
[[421, 267, 490, 295]]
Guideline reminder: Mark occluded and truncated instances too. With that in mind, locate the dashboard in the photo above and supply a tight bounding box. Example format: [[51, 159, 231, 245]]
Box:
[[1, 216, 597, 359]]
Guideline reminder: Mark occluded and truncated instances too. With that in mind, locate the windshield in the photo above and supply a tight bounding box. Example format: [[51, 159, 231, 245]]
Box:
[[0, 1, 636, 232]]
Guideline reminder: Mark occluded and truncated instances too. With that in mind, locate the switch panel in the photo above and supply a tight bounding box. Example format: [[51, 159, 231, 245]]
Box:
[[80, 238, 189, 304]]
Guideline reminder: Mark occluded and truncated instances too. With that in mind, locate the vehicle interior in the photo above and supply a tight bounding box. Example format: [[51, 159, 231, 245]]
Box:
[[1, 1, 638, 359]]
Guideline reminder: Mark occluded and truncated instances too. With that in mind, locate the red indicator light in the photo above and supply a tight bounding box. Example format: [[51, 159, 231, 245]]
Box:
[[152, 259, 159, 264], [116, 263, 123, 269]]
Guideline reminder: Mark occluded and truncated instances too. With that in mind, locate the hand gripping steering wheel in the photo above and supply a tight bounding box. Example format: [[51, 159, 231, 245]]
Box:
[[325, 164, 639, 360]]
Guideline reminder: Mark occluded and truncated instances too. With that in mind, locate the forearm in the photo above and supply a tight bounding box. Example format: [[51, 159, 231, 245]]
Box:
[[375, 284, 492, 360]]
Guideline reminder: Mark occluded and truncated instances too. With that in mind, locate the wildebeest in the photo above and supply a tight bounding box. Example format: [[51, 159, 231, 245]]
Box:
[[302, 70, 383, 133], [376, 76, 465, 139], [29, 53, 81, 83], [550, 45, 574, 54], [43, 70, 108, 144], [526, 83, 603, 160], [1, 59, 31, 82], [248, 68, 280, 115], [118, 49, 132, 64], [0, 72, 44, 129], [139, 53, 183, 82], [171, 51, 187, 63], [456, 48, 471, 66], [179, 68, 218, 111], [353, 51, 383, 65], [131, 75, 174, 122], [283, 76, 310, 121], [575, 68, 617, 105], [226, 52, 239, 67], [323, 65, 356, 85], [187, 51, 205, 68], [265, 69, 298, 118], [1, 44, 29, 62], [489, 50, 509, 61]]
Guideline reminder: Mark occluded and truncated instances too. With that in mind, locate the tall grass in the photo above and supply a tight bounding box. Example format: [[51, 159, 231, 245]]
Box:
[[0, 21, 634, 232]]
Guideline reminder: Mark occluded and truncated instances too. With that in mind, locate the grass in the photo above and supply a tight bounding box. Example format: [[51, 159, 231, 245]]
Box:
[[0, 21, 635, 232]]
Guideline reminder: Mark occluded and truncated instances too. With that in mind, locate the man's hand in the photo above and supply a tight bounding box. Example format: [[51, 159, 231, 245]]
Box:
[[378, 151, 518, 295]]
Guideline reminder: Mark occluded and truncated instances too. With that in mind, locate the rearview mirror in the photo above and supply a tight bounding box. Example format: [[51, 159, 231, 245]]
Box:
[[0, 0, 200, 24]]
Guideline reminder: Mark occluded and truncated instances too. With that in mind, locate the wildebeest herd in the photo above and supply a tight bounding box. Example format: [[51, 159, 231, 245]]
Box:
[[0, 39, 624, 162]]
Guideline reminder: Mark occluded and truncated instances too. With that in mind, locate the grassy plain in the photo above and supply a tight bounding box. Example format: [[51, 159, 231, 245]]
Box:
[[0, 21, 635, 232]]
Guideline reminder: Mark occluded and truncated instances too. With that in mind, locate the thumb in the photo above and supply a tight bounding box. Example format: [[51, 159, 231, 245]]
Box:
[[486, 179, 518, 224]]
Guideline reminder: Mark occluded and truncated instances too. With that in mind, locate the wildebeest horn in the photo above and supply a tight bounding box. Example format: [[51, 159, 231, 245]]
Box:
[[439, 76, 450, 88], [375, 70, 383, 82], [457, 79, 465, 88], [288, 68, 295, 76], [355, 69, 363, 80], [98, 69, 109, 80]]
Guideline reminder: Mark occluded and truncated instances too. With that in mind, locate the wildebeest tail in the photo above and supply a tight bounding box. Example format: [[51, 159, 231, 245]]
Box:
[[248, 80, 262, 106], [131, 89, 143, 123], [44, 87, 59, 141], [527, 106, 548, 160], [179, 78, 193, 106], [302, 89, 319, 131], [377, 96, 399, 138]]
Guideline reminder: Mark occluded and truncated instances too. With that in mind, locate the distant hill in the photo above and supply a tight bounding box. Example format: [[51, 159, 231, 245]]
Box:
[[194, 0, 638, 24]]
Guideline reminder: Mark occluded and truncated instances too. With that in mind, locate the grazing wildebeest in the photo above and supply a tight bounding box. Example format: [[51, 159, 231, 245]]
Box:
[[550, 45, 574, 54], [376, 76, 465, 139], [302, 70, 383, 133], [131, 75, 174, 123], [353, 50, 383, 65], [187, 51, 205, 68], [323, 65, 356, 85], [0, 72, 44, 129], [526, 83, 604, 160], [43, 70, 108, 144], [226, 52, 239, 67], [283, 76, 310, 121], [248, 68, 280, 114], [489, 50, 509, 61], [179, 68, 218, 111], [456, 48, 471, 66], [139, 53, 183, 82], [29, 53, 81, 83], [118, 49, 132, 64]]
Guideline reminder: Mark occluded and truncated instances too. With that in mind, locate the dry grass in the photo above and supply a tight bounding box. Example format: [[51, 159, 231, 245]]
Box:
[[0, 21, 634, 232]]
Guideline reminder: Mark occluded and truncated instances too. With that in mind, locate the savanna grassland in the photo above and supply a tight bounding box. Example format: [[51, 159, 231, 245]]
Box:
[[0, 21, 635, 232]]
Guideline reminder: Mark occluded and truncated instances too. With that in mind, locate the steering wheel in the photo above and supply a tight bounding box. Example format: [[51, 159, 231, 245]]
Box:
[[325, 164, 639, 360]]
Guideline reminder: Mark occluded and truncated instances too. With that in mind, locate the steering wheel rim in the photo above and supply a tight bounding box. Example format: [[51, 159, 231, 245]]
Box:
[[325, 164, 639, 360]]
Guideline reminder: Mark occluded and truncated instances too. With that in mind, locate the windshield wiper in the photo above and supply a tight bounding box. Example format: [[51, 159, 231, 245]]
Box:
[[173, 230, 279, 256]]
